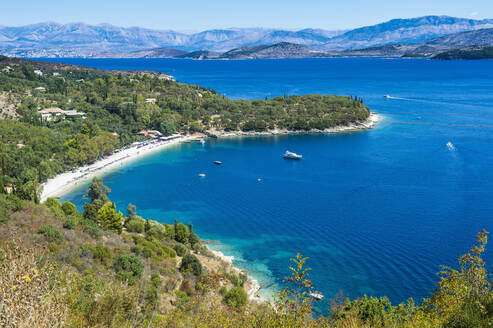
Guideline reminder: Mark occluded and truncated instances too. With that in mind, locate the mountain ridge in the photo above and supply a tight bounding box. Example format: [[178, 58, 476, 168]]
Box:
[[1, 16, 492, 57]]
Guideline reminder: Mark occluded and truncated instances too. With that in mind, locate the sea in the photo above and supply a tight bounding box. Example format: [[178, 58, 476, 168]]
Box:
[[47, 57, 493, 314]]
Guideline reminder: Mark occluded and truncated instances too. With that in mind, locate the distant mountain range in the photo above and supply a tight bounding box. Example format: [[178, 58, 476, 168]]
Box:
[[0, 16, 492, 59]]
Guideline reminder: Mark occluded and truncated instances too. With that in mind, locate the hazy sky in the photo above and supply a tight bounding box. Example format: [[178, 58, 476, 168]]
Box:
[[3, 0, 492, 31]]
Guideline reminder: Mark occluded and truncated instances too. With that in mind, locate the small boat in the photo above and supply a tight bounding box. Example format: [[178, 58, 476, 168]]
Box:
[[283, 150, 302, 160], [198, 173, 206, 177], [200, 139, 205, 145], [309, 292, 324, 300], [213, 161, 222, 165], [383, 95, 391, 99], [446, 141, 455, 151], [257, 178, 262, 182]]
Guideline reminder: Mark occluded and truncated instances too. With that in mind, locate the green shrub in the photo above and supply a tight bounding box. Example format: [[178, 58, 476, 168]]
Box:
[[0, 203, 10, 225], [223, 286, 248, 308], [180, 253, 202, 276], [180, 279, 195, 296], [226, 271, 247, 287], [173, 243, 188, 257], [49, 242, 60, 253], [126, 219, 145, 233], [91, 245, 113, 265], [44, 198, 66, 220], [63, 214, 78, 229], [62, 201, 78, 216], [38, 224, 64, 242], [114, 253, 144, 285], [5, 194, 24, 212], [80, 218, 100, 238]]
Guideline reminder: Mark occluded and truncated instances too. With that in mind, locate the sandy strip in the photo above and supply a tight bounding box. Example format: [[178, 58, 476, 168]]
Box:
[[40, 135, 196, 202]]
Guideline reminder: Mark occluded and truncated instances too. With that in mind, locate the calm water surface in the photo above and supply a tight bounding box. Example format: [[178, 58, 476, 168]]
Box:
[[53, 58, 493, 313]]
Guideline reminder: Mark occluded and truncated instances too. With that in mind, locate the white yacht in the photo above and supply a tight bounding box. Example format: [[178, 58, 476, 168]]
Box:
[[283, 150, 302, 159], [309, 292, 324, 300], [383, 94, 391, 98]]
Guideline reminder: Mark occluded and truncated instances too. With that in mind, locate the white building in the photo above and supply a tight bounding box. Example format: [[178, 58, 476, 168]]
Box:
[[38, 107, 86, 121]]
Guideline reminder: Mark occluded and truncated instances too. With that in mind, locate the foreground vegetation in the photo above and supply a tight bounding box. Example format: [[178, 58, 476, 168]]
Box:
[[1, 179, 493, 327]]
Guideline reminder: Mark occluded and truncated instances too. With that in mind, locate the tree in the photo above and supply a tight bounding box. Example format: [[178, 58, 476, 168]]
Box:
[[97, 202, 123, 234], [127, 203, 137, 220], [180, 253, 202, 276], [175, 222, 189, 244], [223, 287, 248, 308], [83, 178, 111, 221], [188, 223, 200, 248], [62, 201, 78, 216], [114, 253, 144, 285], [159, 120, 177, 136]]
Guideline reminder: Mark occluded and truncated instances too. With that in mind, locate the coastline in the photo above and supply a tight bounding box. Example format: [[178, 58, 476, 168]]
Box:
[[40, 135, 197, 202], [209, 249, 264, 303], [40, 112, 380, 305], [40, 112, 380, 203], [213, 112, 381, 138]]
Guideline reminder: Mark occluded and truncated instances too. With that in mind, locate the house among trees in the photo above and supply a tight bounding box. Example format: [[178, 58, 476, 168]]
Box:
[[138, 130, 163, 138], [34, 86, 46, 92], [145, 98, 157, 104], [38, 107, 86, 121]]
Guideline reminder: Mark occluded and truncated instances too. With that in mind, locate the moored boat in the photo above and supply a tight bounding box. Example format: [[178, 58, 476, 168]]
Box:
[[213, 161, 222, 165], [283, 150, 302, 159], [309, 292, 324, 300]]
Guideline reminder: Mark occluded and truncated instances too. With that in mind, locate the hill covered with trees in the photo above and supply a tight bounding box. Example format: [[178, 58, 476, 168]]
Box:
[[0, 56, 370, 202]]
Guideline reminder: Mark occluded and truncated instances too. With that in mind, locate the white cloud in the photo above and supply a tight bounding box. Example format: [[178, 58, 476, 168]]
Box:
[[470, 12, 479, 17]]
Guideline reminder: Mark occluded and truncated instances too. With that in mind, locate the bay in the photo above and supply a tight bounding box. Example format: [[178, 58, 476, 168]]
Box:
[[53, 57, 493, 312]]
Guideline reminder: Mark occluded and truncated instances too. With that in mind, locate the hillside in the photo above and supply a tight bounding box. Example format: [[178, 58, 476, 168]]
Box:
[[432, 46, 493, 60], [220, 42, 327, 59], [320, 16, 493, 50], [426, 27, 493, 47], [118, 47, 188, 58], [0, 56, 370, 198]]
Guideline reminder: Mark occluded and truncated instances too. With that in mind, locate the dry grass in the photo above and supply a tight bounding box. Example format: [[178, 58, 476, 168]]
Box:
[[0, 242, 68, 328]]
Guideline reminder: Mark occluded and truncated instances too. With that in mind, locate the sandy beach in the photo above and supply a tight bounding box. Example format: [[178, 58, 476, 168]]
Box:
[[40, 135, 196, 202]]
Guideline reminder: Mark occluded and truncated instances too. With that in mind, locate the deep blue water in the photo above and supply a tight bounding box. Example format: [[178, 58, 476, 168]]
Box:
[[53, 58, 493, 314]]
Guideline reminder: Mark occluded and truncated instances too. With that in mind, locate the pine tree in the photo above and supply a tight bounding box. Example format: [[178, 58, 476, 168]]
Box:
[[97, 202, 122, 234]]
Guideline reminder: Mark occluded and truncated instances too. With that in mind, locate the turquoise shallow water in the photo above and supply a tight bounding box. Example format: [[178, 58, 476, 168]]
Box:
[[54, 58, 493, 314]]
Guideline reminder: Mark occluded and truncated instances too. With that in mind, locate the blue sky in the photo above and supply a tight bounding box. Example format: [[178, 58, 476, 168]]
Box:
[[3, 0, 492, 31]]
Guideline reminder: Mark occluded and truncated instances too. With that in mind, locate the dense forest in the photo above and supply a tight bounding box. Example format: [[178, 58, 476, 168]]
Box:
[[2, 57, 492, 327], [0, 56, 369, 202]]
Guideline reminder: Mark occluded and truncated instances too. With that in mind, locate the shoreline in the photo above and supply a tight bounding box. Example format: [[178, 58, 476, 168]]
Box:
[[209, 249, 264, 303], [40, 113, 380, 203], [212, 112, 381, 138], [40, 135, 197, 202], [40, 112, 380, 304]]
